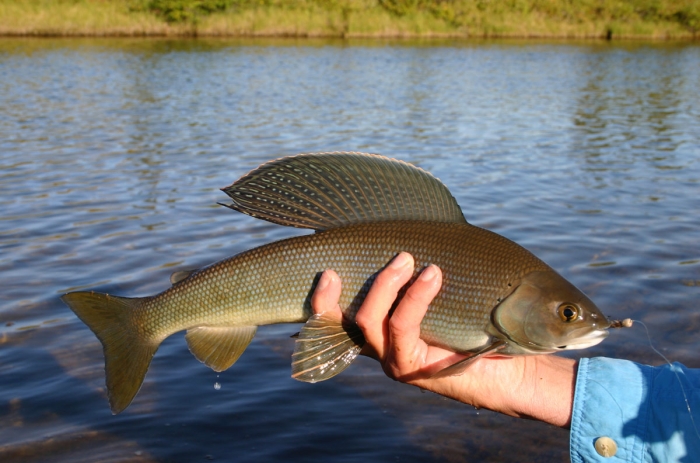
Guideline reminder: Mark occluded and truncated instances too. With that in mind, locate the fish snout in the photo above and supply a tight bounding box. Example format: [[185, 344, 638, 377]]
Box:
[[588, 311, 612, 330], [559, 326, 609, 350]]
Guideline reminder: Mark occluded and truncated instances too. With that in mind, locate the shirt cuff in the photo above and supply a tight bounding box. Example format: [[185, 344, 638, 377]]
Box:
[[570, 357, 650, 462], [570, 357, 700, 462]]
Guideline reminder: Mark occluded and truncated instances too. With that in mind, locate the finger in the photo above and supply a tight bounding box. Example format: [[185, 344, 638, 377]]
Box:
[[386, 265, 443, 377], [355, 252, 414, 360], [311, 270, 342, 320]]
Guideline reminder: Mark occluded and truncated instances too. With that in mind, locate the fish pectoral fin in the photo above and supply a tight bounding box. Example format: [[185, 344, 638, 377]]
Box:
[[185, 325, 257, 372], [430, 340, 507, 379], [291, 313, 365, 383], [170, 269, 197, 285]]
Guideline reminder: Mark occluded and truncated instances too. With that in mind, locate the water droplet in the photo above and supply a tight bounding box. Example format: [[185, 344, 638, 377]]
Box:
[[214, 382, 221, 390]]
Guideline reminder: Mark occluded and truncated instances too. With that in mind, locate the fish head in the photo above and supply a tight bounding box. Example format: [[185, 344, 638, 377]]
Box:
[[491, 270, 610, 354]]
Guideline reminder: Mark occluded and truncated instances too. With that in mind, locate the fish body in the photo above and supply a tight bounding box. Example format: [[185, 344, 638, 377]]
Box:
[[62, 152, 610, 414], [137, 221, 547, 349]]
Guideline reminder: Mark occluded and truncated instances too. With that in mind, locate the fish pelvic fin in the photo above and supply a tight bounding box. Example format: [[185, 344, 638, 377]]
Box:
[[61, 292, 158, 415], [291, 313, 365, 382], [221, 152, 467, 230], [185, 325, 257, 372]]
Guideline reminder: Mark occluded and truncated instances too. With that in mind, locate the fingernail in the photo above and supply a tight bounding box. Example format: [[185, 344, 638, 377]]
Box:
[[317, 271, 332, 291], [389, 252, 411, 269], [419, 265, 438, 281]]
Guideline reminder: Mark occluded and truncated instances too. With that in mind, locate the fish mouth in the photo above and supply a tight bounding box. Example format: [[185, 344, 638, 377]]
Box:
[[557, 328, 609, 350]]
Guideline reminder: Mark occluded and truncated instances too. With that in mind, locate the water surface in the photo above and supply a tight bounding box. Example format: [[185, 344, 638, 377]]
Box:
[[1, 37, 699, 462]]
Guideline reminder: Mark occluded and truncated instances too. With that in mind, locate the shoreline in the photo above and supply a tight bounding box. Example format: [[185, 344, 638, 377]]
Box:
[[2, 33, 696, 40], [2, 30, 698, 40]]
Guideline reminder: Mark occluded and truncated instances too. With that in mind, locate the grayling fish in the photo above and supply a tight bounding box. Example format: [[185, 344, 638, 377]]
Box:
[[62, 152, 610, 414]]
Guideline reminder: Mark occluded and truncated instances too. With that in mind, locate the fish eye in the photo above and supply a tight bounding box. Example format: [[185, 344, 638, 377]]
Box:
[[557, 304, 579, 322]]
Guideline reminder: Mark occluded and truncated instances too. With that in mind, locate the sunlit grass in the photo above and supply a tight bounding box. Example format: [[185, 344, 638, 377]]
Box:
[[0, 0, 184, 36], [198, 5, 461, 37], [199, 5, 345, 36], [0, 0, 697, 38]]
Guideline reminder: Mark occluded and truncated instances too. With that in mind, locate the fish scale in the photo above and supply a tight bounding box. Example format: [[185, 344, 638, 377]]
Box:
[[137, 220, 549, 353], [62, 152, 609, 413]]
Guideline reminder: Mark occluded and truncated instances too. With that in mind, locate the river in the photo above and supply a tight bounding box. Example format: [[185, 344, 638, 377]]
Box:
[[1, 38, 698, 462]]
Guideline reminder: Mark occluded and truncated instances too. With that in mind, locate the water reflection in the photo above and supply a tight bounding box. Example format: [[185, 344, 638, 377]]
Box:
[[0, 38, 698, 462], [573, 47, 698, 176]]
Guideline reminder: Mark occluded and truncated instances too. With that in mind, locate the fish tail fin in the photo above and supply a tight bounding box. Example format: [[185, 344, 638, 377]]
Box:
[[291, 313, 365, 382], [61, 291, 158, 414]]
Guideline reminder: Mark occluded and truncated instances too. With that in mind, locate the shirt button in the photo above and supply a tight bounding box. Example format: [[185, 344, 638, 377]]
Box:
[[594, 436, 618, 457]]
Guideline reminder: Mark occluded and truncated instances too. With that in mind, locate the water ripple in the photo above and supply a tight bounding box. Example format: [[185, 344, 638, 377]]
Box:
[[1, 38, 699, 463]]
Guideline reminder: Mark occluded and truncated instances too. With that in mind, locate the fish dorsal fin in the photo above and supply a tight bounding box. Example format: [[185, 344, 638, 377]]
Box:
[[185, 325, 257, 372], [170, 269, 197, 285], [220, 152, 466, 230]]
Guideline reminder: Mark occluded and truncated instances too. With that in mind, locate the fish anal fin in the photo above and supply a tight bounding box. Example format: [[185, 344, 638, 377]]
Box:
[[170, 269, 197, 285], [185, 325, 257, 372], [430, 340, 507, 379], [221, 152, 467, 230], [291, 313, 365, 383]]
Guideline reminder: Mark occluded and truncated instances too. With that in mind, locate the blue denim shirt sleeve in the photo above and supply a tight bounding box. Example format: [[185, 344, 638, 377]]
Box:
[[570, 357, 700, 463]]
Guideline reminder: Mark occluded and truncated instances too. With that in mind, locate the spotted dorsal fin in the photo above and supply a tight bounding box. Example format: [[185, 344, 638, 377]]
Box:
[[220, 152, 466, 230]]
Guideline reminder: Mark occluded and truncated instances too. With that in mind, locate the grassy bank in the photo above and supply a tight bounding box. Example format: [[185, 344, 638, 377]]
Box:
[[1, 0, 698, 39]]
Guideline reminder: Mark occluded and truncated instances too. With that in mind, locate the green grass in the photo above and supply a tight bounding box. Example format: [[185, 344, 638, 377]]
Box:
[[0, 0, 185, 36], [0, 0, 698, 38]]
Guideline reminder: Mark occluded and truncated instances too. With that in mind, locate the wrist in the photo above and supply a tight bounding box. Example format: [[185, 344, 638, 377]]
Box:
[[523, 356, 577, 428], [411, 355, 577, 429]]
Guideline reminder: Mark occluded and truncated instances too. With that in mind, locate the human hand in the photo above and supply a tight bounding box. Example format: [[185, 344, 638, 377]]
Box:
[[311, 252, 577, 428]]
